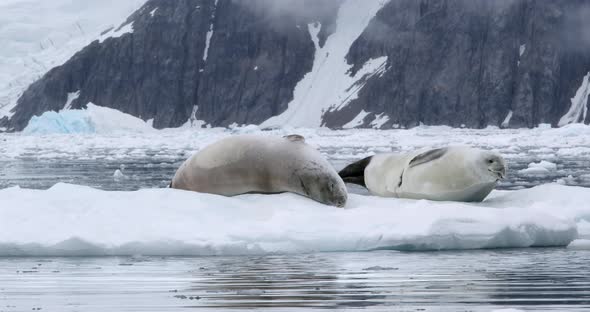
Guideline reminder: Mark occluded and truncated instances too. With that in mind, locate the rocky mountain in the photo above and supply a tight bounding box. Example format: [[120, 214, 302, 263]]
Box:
[[2, 0, 590, 131]]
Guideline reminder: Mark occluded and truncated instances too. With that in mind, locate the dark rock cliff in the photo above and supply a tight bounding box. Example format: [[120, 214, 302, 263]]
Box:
[[4, 0, 340, 130], [324, 0, 590, 128], [2, 0, 590, 131]]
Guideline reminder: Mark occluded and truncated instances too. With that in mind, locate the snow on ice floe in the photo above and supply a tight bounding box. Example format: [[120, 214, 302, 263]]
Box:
[[23, 103, 153, 134], [0, 183, 587, 256], [518, 160, 557, 175]]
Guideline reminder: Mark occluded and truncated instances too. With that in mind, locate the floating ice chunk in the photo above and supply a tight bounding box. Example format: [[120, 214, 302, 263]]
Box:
[[567, 239, 590, 250], [229, 124, 260, 134], [23, 103, 153, 134], [23, 110, 95, 134], [0, 183, 583, 256], [149, 8, 158, 17], [113, 169, 127, 181], [518, 160, 557, 175]]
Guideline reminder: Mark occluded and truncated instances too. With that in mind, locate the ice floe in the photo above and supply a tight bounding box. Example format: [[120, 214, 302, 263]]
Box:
[[518, 160, 558, 175], [0, 183, 586, 256]]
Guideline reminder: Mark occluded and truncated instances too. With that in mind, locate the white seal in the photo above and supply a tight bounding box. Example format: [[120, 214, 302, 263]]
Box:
[[171, 134, 348, 207], [339, 146, 506, 202]]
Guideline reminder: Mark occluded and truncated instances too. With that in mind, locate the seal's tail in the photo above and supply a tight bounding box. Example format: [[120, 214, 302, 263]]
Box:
[[338, 156, 372, 188]]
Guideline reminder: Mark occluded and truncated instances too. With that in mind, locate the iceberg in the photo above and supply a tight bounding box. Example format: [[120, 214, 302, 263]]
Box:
[[23, 109, 95, 134], [0, 183, 586, 256], [23, 103, 153, 134]]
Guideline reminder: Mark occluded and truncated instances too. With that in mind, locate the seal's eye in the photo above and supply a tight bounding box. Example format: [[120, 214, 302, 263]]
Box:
[[488, 159, 494, 164]]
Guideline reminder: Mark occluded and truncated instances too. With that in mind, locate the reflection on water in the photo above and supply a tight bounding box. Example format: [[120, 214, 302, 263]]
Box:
[[1, 250, 589, 311]]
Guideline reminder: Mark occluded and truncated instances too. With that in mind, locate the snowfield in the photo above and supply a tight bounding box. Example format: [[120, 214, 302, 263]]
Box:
[[0, 182, 587, 256]]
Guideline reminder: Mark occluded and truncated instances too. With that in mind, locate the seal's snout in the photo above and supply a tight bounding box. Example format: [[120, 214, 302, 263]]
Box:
[[489, 168, 506, 180], [334, 196, 347, 208], [485, 153, 507, 180], [498, 167, 506, 179], [327, 185, 348, 208]]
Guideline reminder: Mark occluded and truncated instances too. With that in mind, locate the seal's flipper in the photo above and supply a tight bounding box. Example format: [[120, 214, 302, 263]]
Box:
[[284, 134, 305, 143], [338, 156, 373, 187], [408, 148, 447, 168]]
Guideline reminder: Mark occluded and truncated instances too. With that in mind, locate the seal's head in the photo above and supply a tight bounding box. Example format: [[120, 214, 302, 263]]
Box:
[[297, 169, 348, 208], [481, 151, 507, 181]]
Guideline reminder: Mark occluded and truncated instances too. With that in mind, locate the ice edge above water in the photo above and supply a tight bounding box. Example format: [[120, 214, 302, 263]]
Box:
[[0, 183, 587, 256]]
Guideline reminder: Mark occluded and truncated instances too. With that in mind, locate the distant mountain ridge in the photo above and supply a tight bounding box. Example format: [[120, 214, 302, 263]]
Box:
[[2, 0, 590, 131]]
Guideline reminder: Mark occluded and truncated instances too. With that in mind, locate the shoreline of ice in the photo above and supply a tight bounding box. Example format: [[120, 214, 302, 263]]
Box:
[[0, 182, 587, 256]]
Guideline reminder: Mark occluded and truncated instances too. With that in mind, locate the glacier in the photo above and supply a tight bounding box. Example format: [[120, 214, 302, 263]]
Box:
[[0, 0, 146, 119], [0, 182, 587, 256]]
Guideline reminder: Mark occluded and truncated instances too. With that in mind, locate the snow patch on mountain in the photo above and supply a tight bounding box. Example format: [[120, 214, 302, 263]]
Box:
[[63, 91, 80, 110], [343, 110, 370, 129], [332, 56, 388, 111], [202, 0, 219, 62], [371, 113, 390, 129], [501, 110, 513, 128], [558, 72, 590, 127], [98, 21, 135, 43], [261, 0, 390, 128]]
